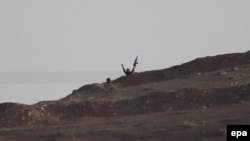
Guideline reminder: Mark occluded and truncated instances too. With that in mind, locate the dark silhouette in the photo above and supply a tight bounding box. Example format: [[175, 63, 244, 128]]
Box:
[[104, 77, 113, 89], [121, 64, 136, 76], [121, 56, 138, 76], [106, 78, 111, 84]]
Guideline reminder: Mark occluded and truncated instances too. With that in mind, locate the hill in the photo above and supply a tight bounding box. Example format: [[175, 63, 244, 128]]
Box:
[[113, 50, 250, 86], [0, 51, 250, 141]]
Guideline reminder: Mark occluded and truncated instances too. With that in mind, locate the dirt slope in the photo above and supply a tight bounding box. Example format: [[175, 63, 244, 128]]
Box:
[[0, 51, 250, 141], [113, 51, 250, 87]]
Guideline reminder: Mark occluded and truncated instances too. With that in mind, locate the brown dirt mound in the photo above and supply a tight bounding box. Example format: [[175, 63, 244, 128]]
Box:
[[0, 103, 46, 127], [77, 83, 107, 93], [1, 51, 249, 128], [47, 84, 250, 120], [61, 83, 110, 101], [119, 84, 250, 113], [1, 83, 249, 128], [114, 51, 250, 87]]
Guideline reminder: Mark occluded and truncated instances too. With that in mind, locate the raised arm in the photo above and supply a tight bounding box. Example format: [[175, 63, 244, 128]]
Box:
[[121, 64, 126, 74], [130, 64, 136, 74]]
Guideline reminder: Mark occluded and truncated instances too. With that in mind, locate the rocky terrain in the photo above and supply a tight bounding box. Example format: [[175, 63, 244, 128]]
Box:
[[0, 51, 250, 141]]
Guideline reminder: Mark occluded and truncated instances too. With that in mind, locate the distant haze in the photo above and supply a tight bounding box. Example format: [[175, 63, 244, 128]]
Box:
[[0, 71, 121, 83], [0, 1, 250, 104], [0, 71, 121, 104], [0, 0, 250, 72]]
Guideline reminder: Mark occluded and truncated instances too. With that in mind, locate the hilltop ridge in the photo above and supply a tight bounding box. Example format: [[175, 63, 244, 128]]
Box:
[[113, 51, 250, 87], [1, 51, 250, 141]]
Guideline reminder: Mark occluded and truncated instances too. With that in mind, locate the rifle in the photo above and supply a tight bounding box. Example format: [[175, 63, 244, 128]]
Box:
[[133, 56, 138, 67]]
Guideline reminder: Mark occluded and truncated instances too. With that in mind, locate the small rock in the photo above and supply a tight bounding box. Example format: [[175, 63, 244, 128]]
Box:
[[230, 82, 240, 86], [200, 106, 207, 109], [231, 67, 239, 71], [217, 71, 227, 76]]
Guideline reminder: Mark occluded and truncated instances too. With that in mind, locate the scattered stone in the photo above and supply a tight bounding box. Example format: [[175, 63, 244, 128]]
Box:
[[217, 71, 227, 76], [231, 67, 239, 71], [230, 82, 240, 86], [40, 107, 45, 111], [200, 106, 207, 109], [168, 90, 176, 93]]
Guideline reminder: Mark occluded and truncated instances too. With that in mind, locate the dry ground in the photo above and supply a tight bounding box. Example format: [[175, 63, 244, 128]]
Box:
[[1, 102, 250, 141], [1, 51, 250, 141]]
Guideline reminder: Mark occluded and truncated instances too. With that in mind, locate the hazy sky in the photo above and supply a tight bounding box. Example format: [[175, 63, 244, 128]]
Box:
[[1, 0, 250, 72]]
